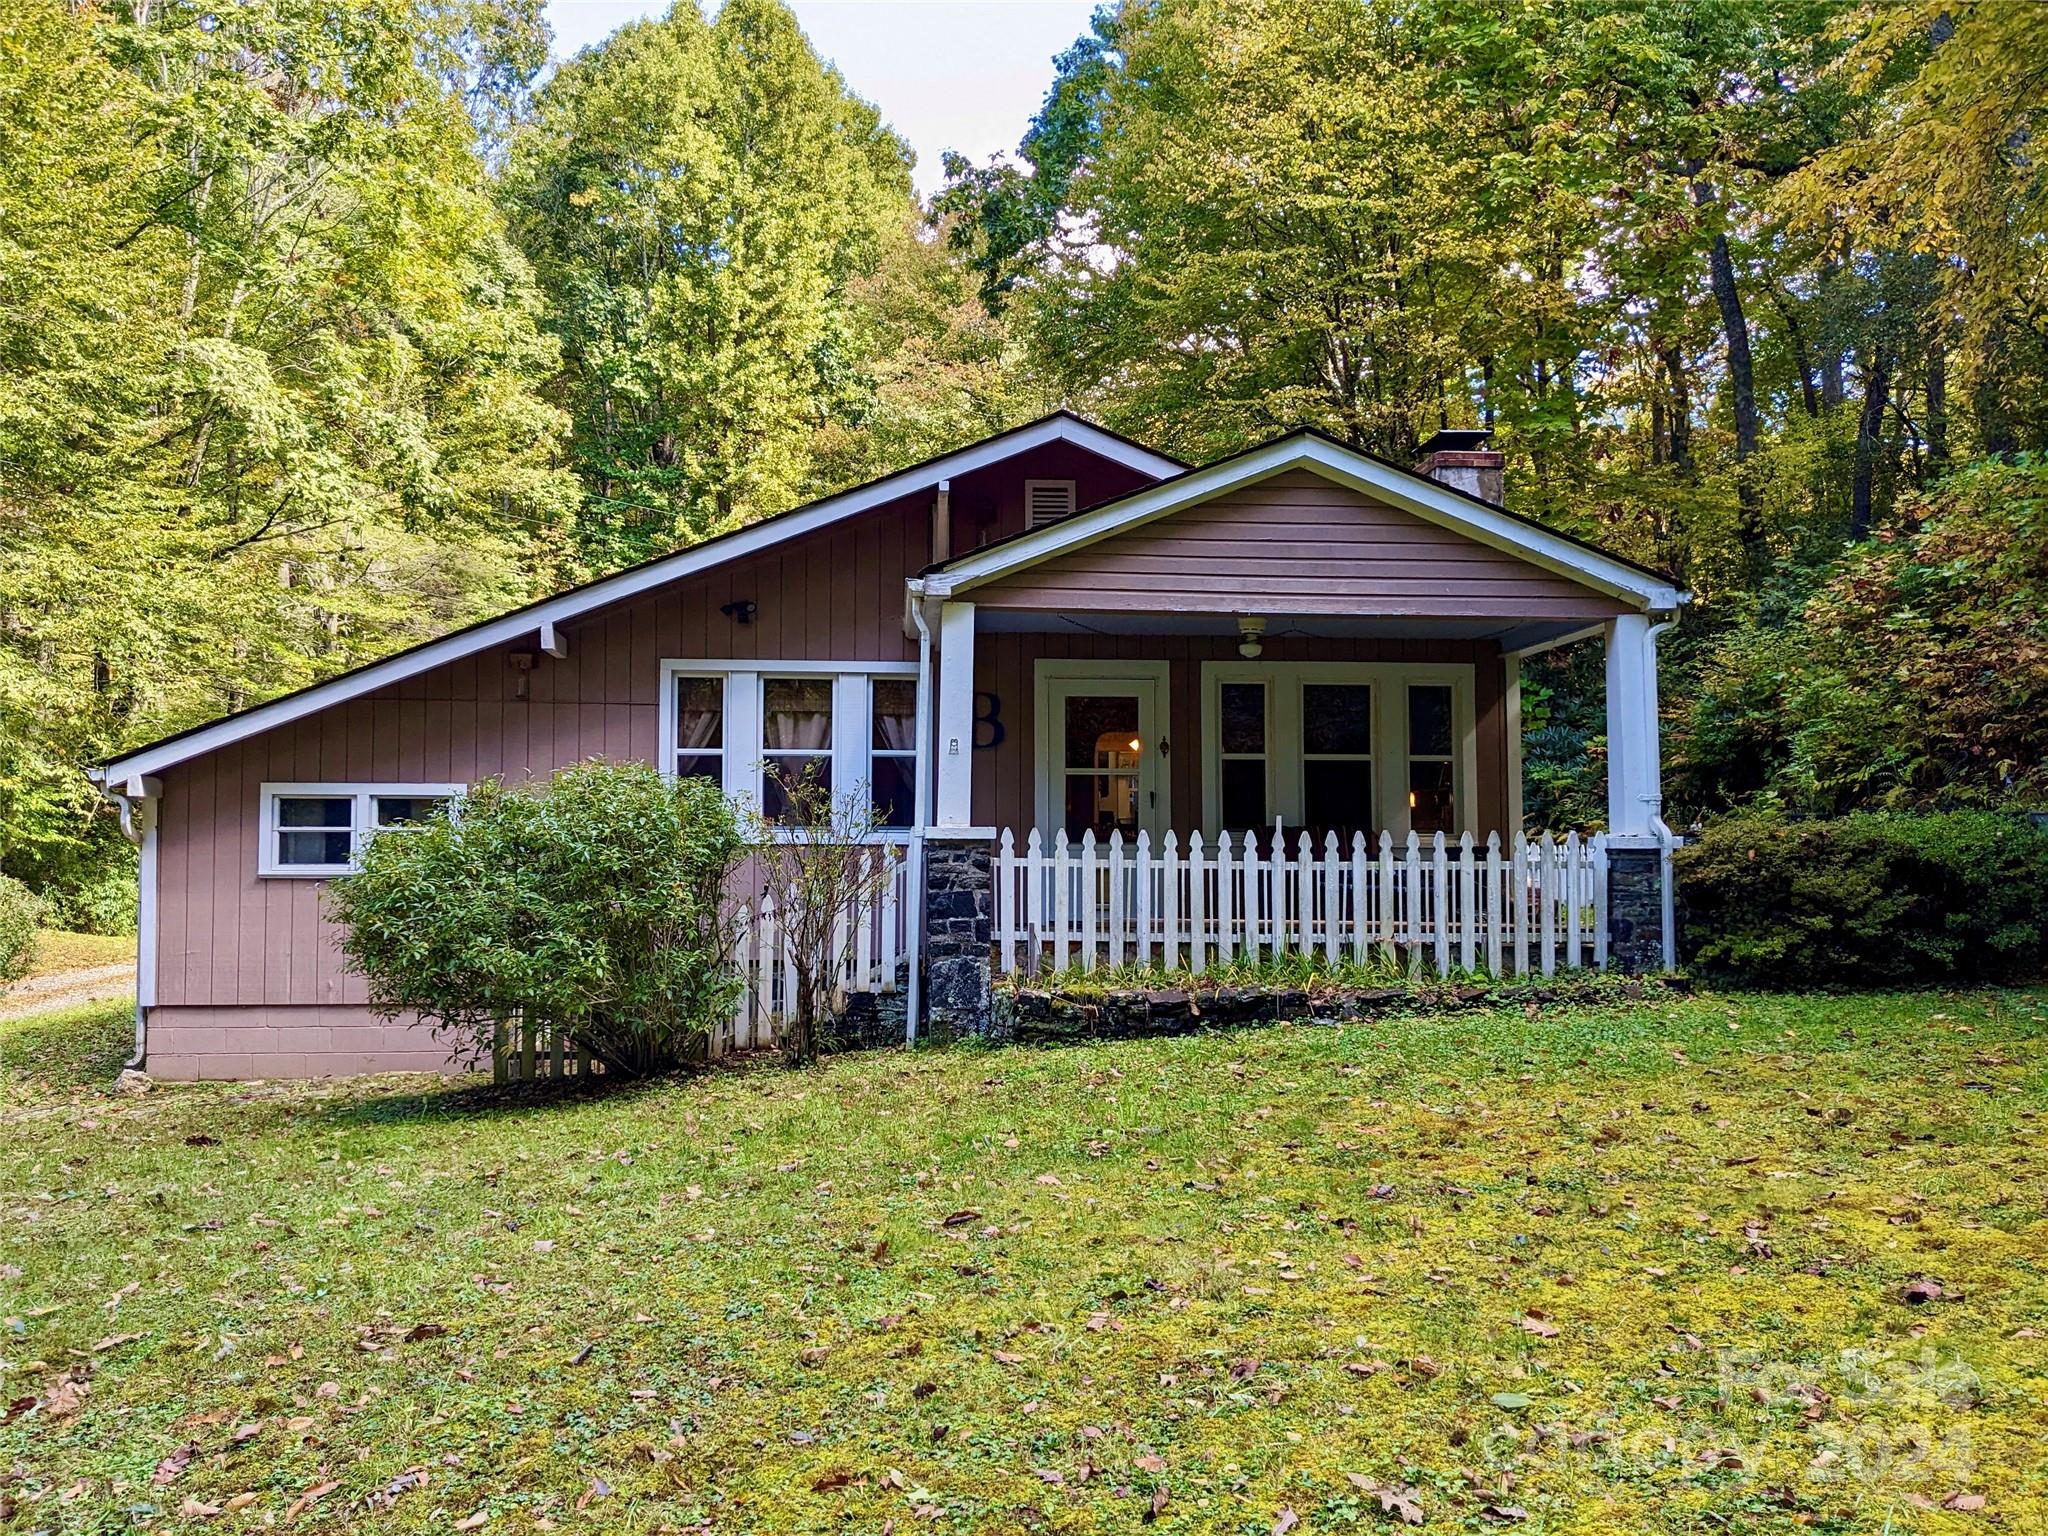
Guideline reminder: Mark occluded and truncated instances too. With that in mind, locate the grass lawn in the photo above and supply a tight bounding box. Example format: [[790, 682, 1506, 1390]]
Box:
[[4, 990, 2046, 1534], [25, 929, 134, 978]]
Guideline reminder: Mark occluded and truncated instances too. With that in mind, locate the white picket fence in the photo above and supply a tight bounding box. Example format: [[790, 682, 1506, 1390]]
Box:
[[995, 826, 1609, 979], [720, 843, 912, 1055]]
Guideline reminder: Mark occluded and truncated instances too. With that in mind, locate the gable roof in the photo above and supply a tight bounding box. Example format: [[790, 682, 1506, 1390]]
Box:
[[96, 412, 1184, 785], [921, 428, 1688, 612]]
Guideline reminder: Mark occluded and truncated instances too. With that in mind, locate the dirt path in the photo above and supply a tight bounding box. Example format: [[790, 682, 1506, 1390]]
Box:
[[0, 963, 135, 1022]]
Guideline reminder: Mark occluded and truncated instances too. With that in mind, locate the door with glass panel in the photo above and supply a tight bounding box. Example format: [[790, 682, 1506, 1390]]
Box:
[[1046, 677, 1163, 842]]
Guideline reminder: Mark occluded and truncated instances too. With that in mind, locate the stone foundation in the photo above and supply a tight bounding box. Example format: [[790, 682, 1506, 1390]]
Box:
[[922, 837, 994, 1039], [1605, 845, 1669, 973]]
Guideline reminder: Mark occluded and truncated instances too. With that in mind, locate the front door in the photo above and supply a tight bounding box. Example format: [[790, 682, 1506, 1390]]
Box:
[[1042, 673, 1166, 842]]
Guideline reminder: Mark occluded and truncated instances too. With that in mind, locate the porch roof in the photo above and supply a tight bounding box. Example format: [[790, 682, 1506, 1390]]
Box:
[[919, 429, 1689, 617]]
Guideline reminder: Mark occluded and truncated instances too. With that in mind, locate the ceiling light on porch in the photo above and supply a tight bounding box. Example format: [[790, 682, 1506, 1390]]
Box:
[[1237, 615, 1266, 659]]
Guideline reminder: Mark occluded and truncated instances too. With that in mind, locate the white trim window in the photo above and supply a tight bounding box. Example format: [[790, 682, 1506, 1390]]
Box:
[[1200, 662, 1477, 839], [659, 660, 921, 833], [258, 783, 464, 877]]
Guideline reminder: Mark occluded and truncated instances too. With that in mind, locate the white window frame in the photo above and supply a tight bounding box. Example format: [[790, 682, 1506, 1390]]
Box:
[[1031, 658, 1173, 839], [1199, 661, 1477, 839], [657, 659, 921, 839], [257, 782, 466, 878]]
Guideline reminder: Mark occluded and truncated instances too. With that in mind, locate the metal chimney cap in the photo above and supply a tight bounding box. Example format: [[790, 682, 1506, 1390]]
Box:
[[1419, 427, 1493, 456]]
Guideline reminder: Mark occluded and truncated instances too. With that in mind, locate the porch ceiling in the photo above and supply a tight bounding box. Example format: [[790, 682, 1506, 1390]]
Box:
[[972, 607, 1593, 652]]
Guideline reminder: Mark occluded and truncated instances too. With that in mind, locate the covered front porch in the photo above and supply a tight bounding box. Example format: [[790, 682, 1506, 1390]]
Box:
[[924, 603, 1676, 988], [902, 430, 1688, 1030]]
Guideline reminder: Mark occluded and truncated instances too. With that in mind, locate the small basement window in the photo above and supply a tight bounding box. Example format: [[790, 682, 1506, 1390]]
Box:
[[259, 783, 464, 877], [1024, 479, 1077, 528]]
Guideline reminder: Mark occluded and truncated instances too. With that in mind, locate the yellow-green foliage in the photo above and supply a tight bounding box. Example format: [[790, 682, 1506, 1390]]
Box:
[[4, 991, 2046, 1532]]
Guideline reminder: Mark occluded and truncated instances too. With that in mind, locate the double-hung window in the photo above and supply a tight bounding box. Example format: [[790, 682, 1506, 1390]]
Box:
[[259, 783, 463, 877], [661, 661, 920, 834]]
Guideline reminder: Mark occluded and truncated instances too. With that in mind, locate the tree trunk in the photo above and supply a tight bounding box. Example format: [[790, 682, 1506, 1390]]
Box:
[[1661, 345, 1694, 477], [1706, 229, 1764, 562], [1772, 291, 1820, 418], [1852, 344, 1892, 540]]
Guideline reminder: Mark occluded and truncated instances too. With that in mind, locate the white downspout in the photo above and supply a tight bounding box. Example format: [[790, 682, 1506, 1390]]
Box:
[[95, 773, 160, 1070], [905, 583, 935, 1045]]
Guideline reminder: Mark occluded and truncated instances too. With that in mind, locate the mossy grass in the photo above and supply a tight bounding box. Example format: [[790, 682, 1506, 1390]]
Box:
[[5, 989, 2046, 1532]]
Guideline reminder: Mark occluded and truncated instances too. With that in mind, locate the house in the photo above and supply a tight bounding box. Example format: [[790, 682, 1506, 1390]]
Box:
[[94, 414, 1688, 1079]]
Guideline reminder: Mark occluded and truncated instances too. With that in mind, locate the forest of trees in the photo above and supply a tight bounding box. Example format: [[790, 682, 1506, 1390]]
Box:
[[3, 0, 2043, 929]]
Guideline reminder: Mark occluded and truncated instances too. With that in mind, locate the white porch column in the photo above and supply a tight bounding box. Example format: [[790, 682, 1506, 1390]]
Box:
[[1603, 613, 1662, 840], [935, 600, 977, 828]]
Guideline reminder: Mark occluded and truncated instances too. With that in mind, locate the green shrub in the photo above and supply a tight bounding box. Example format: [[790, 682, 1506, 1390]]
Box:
[[1675, 810, 2048, 987], [0, 873, 45, 989], [327, 759, 747, 1077]]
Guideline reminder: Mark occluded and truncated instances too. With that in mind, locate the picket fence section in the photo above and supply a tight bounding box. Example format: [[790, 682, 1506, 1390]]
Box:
[[494, 844, 910, 1079], [721, 843, 911, 1056], [995, 826, 1607, 980]]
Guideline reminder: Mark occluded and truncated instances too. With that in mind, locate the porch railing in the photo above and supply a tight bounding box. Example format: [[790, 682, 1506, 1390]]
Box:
[[995, 827, 1609, 979]]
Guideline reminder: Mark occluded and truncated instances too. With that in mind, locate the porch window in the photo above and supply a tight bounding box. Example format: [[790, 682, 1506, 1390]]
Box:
[[259, 783, 463, 877], [762, 676, 834, 817], [1407, 684, 1456, 835], [1301, 683, 1374, 837], [1218, 681, 1268, 832], [1201, 662, 1474, 838]]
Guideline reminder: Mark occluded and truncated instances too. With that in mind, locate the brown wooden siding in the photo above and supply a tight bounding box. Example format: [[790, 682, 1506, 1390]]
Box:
[[971, 469, 1631, 619], [150, 441, 1152, 1031]]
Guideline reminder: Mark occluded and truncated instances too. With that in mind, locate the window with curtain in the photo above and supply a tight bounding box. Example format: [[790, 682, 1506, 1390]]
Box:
[[762, 676, 833, 817], [871, 678, 917, 828], [673, 675, 724, 785]]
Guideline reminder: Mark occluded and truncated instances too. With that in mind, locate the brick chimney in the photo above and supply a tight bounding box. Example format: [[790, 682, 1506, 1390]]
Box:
[[1416, 428, 1504, 505]]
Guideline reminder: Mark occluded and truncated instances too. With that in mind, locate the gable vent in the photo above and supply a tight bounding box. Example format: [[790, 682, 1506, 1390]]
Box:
[[1024, 479, 1077, 528]]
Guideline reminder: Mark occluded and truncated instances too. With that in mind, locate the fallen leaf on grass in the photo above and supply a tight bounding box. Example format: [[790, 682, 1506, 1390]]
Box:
[[941, 1209, 981, 1228], [152, 1444, 197, 1484], [1490, 1392, 1532, 1411], [812, 1467, 857, 1492], [404, 1322, 448, 1343], [284, 1479, 340, 1519], [1481, 1504, 1528, 1522], [1273, 1509, 1299, 1534], [576, 1477, 611, 1510], [798, 1346, 831, 1366], [453, 1510, 488, 1530], [180, 1496, 222, 1519], [1145, 1486, 1169, 1522], [1942, 1492, 1986, 1513], [1518, 1314, 1560, 1339], [91, 1332, 144, 1353]]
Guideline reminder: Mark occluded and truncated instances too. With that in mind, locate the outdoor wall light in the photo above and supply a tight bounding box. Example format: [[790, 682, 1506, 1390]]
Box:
[[721, 599, 757, 624], [1237, 615, 1266, 658]]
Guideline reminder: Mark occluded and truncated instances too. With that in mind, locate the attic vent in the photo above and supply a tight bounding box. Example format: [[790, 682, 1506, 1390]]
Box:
[[1024, 479, 1077, 529]]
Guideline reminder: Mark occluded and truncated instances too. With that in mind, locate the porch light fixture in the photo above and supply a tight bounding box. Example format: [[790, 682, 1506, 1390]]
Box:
[[1237, 615, 1266, 659], [720, 599, 757, 624]]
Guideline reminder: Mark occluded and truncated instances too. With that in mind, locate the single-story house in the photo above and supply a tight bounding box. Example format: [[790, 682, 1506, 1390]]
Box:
[[94, 414, 1688, 1079]]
